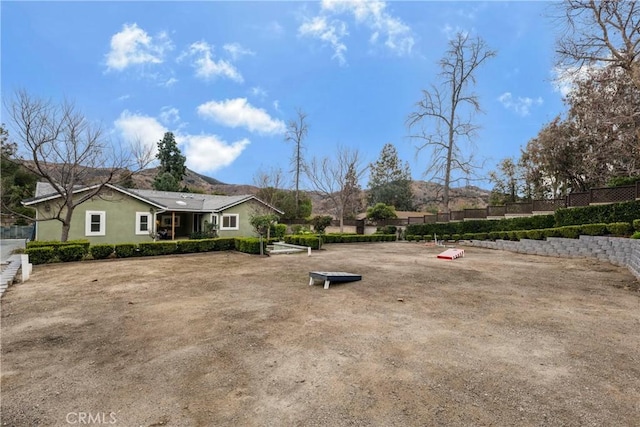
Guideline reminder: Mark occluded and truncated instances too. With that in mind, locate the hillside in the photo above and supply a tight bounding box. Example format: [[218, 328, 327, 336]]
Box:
[[133, 168, 491, 214]]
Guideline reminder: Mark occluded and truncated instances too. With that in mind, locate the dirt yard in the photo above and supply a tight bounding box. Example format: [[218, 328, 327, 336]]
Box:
[[1, 243, 639, 426]]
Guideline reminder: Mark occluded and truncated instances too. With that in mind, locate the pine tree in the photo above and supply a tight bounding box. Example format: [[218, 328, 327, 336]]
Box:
[[343, 162, 363, 220], [367, 143, 414, 211], [153, 132, 186, 191]]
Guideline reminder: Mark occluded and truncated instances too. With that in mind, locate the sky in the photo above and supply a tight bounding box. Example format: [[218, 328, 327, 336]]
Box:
[[1, 1, 570, 190]]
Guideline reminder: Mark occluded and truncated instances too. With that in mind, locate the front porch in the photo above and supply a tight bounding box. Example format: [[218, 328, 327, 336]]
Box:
[[154, 212, 213, 240]]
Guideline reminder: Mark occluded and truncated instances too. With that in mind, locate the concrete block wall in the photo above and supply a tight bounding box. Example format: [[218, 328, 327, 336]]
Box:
[[466, 236, 640, 281]]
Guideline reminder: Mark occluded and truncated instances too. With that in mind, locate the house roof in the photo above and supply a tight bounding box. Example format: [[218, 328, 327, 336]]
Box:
[[24, 182, 284, 214]]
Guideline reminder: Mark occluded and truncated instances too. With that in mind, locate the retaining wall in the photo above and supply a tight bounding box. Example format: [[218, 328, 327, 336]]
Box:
[[465, 236, 640, 281]]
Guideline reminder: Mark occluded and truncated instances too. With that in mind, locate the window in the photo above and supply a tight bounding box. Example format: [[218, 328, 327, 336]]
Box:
[[85, 211, 106, 236], [136, 212, 152, 235], [221, 214, 239, 230]]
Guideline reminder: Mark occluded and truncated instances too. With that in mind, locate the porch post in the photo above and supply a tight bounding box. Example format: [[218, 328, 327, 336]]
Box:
[[171, 212, 176, 240]]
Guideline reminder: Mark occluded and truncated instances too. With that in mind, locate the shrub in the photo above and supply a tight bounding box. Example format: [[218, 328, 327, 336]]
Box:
[[115, 243, 138, 258], [606, 222, 632, 237], [138, 242, 178, 257], [555, 200, 640, 227], [270, 223, 287, 240], [376, 225, 397, 235], [526, 229, 544, 240], [90, 244, 114, 260], [25, 246, 55, 265], [214, 237, 236, 251], [558, 226, 581, 239], [284, 234, 322, 250], [57, 245, 86, 262], [580, 223, 608, 236], [234, 237, 265, 254], [515, 230, 528, 240], [542, 228, 563, 238], [291, 224, 311, 234], [633, 219, 640, 231], [452, 234, 461, 241], [27, 239, 90, 256], [631, 231, 640, 239], [197, 238, 219, 252], [177, 240, 201, 254]]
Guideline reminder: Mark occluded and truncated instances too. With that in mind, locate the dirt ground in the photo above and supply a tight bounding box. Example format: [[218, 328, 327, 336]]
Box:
[[1, 242, 639, 426]]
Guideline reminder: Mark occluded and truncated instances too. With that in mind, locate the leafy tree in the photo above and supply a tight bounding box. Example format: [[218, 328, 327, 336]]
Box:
[[488, 158, 525, 205], [0, 125, 37, 223], [366, 203, 397, 223], [367, 143, 413, 210], [6, 90, 149, 241], [519, 64, 640, 196], [407, 32, 496, 212], [284, 109, 308, 217], [310, 215, 332, 234], [153, 132, 186, 191], [255, 188, 312, 220]]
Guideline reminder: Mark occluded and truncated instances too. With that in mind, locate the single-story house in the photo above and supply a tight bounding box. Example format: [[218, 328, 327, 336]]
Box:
[[22, 182, 283, 244]]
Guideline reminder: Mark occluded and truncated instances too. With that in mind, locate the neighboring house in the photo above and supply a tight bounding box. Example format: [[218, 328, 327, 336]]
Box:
[[22, 182, 283, 244]]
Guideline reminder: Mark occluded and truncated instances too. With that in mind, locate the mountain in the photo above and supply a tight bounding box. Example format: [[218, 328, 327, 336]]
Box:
[[130, 169, 490, 214]]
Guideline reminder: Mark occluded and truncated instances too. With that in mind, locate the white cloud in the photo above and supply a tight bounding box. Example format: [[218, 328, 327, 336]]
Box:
[[105, 23, 173, 71], [299, 16, 348, 65], [114, 110, 167, 156], [197, 98, 286, 135], [307, 0, 414, 58], [179, 40, 243, 83], [159, 107, 181, 125], [223, 43, 255, 61], [114, 110, 250, 173], [250, 86, 268, 99], [498, 92, 543, 117], [273, 100, 280, 112], [267, 21, 284, 37], [162, 77, 178, 87], [181, 134, 250, 173]]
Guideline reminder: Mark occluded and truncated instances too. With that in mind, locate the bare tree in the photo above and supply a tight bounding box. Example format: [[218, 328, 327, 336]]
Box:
[[407, 32, 496, 212], [555, 1, 640, 90], [304, 146, 365, 232], [6, 90, 151, 241], [252, 166, 287, 207], [284, 108, 308, 217]]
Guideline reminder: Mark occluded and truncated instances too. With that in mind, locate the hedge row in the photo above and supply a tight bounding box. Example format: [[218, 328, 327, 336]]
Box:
[[283, 233, 396, 248], [554, 200, 640, 227], [406, 199, 640, 237], [322, 233, 396, 243], [406, 215, 555, 237], [26, 237, 252, 265], [406, 221, 634, 243], [284, 235, 323, 250], [234, 237, 267, 255]]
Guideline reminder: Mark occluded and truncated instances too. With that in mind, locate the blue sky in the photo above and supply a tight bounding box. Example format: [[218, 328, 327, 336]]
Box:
[[2, 1, 568, 189]]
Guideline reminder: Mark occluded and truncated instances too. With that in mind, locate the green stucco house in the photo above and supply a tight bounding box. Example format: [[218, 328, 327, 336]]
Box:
[[23, 182, 283, 244]]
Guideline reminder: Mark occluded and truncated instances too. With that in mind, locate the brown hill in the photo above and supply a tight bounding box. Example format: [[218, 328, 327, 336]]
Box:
[[132, 170, 491, 215]]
